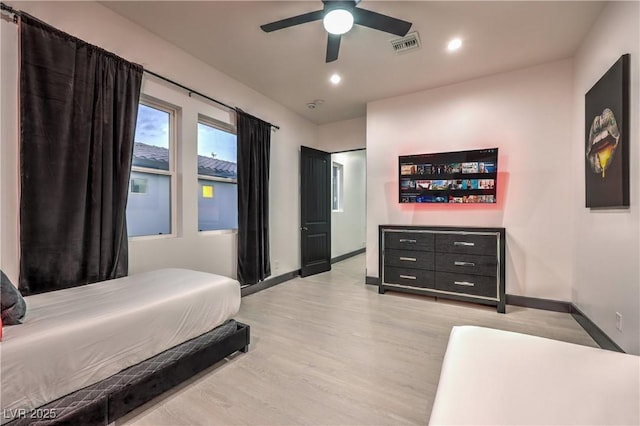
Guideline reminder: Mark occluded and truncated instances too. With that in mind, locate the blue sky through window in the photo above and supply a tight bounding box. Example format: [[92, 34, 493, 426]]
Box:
[[135, 104, 169, 148], [197, 123, 237, 163], [135, 104, 236, 164]]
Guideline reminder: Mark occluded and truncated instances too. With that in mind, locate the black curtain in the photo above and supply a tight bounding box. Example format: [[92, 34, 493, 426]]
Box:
[[19, 14, 143, 295], [236, 110, 271, 285]]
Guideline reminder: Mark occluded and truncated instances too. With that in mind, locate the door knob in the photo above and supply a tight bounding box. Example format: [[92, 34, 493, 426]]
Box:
[[301, 226, 308, 231]]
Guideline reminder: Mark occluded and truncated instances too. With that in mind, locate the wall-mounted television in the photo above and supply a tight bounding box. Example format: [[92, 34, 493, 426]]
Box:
[[399, 148, 498, 203]]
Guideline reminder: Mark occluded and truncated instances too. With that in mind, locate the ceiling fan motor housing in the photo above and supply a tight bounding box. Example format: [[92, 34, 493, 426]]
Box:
[[322, 1, 359, 12], [261, 0, 412, 63]]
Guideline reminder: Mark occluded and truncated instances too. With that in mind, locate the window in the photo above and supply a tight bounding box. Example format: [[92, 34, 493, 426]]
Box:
[[197, 117, 238, 231], [130, 178, 148, 194], [332, 162, 344, 212], [126, 100, 175, 237]]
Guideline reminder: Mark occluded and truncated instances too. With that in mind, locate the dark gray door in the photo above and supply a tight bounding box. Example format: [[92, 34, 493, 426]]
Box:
[[300, 146, 331, 277]]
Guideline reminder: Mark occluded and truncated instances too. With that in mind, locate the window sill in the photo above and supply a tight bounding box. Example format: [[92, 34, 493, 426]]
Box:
[[198, 229, 238, 236], [128, 233, 176, 241]]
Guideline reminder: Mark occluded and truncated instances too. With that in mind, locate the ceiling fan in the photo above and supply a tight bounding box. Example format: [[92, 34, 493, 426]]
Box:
[[260, 0, 412, 63]]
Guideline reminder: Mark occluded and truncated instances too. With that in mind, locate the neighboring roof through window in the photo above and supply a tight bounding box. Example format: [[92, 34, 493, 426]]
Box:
[[133, 142, 237, 179]]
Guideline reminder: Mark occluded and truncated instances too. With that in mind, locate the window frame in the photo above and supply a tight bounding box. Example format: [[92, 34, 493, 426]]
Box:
[[128, 95, 178, 240], [197, 114, 238, 234], [332, 161, 344, 212]]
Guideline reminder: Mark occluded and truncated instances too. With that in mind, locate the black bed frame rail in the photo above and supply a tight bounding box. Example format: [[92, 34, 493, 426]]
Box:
[[6, 321, 250, 426]]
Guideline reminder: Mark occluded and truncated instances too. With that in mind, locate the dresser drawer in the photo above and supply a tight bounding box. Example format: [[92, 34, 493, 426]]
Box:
[[435, 253, 497, 277], [385, 249, 435, 270], [385, 231, 434, 251], [435, 233, 497, 255], [384, 266, 435, 289], [435, 272, 497, 298]]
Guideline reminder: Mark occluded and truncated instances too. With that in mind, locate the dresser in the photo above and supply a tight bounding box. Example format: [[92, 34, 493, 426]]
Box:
[[379, 225, 506, 313]]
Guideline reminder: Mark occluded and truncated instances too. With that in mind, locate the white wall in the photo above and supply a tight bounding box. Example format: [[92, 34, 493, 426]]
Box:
[[331, 150, 366, 259], [317, 117, 366, 152], [0, 1, 319, 283], [571, 1, 639, 354], [366, 60, 575, 301]]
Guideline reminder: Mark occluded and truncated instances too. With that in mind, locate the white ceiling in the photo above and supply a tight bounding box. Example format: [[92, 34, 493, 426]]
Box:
[[101, 1, 604, 125]]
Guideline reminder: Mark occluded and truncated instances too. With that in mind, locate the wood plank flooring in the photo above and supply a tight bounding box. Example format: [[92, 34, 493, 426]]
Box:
[[118, 254, 596, 425]]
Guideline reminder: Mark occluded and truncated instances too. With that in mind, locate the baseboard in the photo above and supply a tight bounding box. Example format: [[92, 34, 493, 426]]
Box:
[[570, 304, 624, 353], [506, 294, 571, 313], [365, 276, 381, 285], [241, 269, 300, 297], [507, 295, 624, 352], [241, 250, 363, 296], [331, 248, 365, 264]]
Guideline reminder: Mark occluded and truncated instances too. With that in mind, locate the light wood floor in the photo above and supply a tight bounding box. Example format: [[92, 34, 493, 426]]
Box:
[[118, 254, 597, 425]]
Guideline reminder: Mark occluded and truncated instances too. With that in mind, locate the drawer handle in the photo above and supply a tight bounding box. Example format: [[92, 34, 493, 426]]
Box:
[[399, 257, 417, 262], [454, 261, 475, 267], [399, 274, 417, 280], [454, 281, 475, 287], [454, 241, 475, 247], [399, 239, 417, 243]]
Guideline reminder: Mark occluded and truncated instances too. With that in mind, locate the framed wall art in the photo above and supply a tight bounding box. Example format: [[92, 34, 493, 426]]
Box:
[[585, 54, 630, 208]]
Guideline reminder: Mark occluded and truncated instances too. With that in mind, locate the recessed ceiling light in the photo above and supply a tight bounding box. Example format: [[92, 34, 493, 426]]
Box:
[[330, 73, 341, 85], [447, 38, 462, 52], [323, 9, 354, 35]]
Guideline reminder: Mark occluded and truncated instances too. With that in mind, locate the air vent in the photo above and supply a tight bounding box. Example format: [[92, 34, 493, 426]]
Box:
[[390, 32, 421, 54]]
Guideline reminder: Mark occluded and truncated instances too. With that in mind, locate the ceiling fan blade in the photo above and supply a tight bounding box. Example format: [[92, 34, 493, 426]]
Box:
[[352, 7, 412, 36], [261, 10, 325, 32], [326, 33, 341, 62]]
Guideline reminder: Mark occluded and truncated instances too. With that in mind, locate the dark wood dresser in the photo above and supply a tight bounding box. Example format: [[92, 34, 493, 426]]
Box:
[[379, 225, 506, 313]]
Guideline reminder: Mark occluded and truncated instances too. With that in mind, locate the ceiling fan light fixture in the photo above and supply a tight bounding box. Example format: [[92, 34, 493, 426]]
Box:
[[447, 38, 462, 52], [323, 9, 354, 35]]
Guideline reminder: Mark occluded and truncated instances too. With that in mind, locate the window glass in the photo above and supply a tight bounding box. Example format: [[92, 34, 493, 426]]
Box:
[[197, 120, 237, 231], [198, 180, 238, 231], [332, 162, 343, 211], [132, 104, 170, 171], [197, 123, 237, 179], [127, 102, 174, 237], [127, 171, 171, 236]]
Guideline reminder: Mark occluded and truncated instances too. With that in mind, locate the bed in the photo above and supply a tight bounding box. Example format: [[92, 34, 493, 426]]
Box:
[[429, 326, 640, 425], [1, 268, 249, 425]]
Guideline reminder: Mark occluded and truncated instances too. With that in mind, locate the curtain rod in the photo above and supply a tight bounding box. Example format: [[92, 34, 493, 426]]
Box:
[[0, 2, 280, 131], [143, 69, 279, 130], [1, 2, 19, 22], [145, 69, 234, 110], [0, 2, 16, 13]]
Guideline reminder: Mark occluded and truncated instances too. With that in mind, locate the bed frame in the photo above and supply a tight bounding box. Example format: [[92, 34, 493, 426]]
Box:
[[7, 320, 250, 426]]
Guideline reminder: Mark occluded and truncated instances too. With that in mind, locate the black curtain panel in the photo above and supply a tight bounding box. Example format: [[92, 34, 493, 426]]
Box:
[[236, 110, 272, 285], [19, 14, 143, 294]]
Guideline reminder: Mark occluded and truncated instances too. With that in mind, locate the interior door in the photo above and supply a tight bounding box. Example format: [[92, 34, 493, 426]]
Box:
[[300, 146, 331, 277]]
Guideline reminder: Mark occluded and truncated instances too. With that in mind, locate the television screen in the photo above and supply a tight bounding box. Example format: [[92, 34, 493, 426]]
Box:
[[399, 148, 498, 204]]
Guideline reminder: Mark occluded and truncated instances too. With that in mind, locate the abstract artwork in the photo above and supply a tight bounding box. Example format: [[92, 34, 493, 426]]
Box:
[[585, 54, 630, 208]]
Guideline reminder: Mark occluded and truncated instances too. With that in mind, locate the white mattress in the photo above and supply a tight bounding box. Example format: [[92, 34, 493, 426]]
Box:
[[0, 268, 240, 418], [429, 326, 640, 425]]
